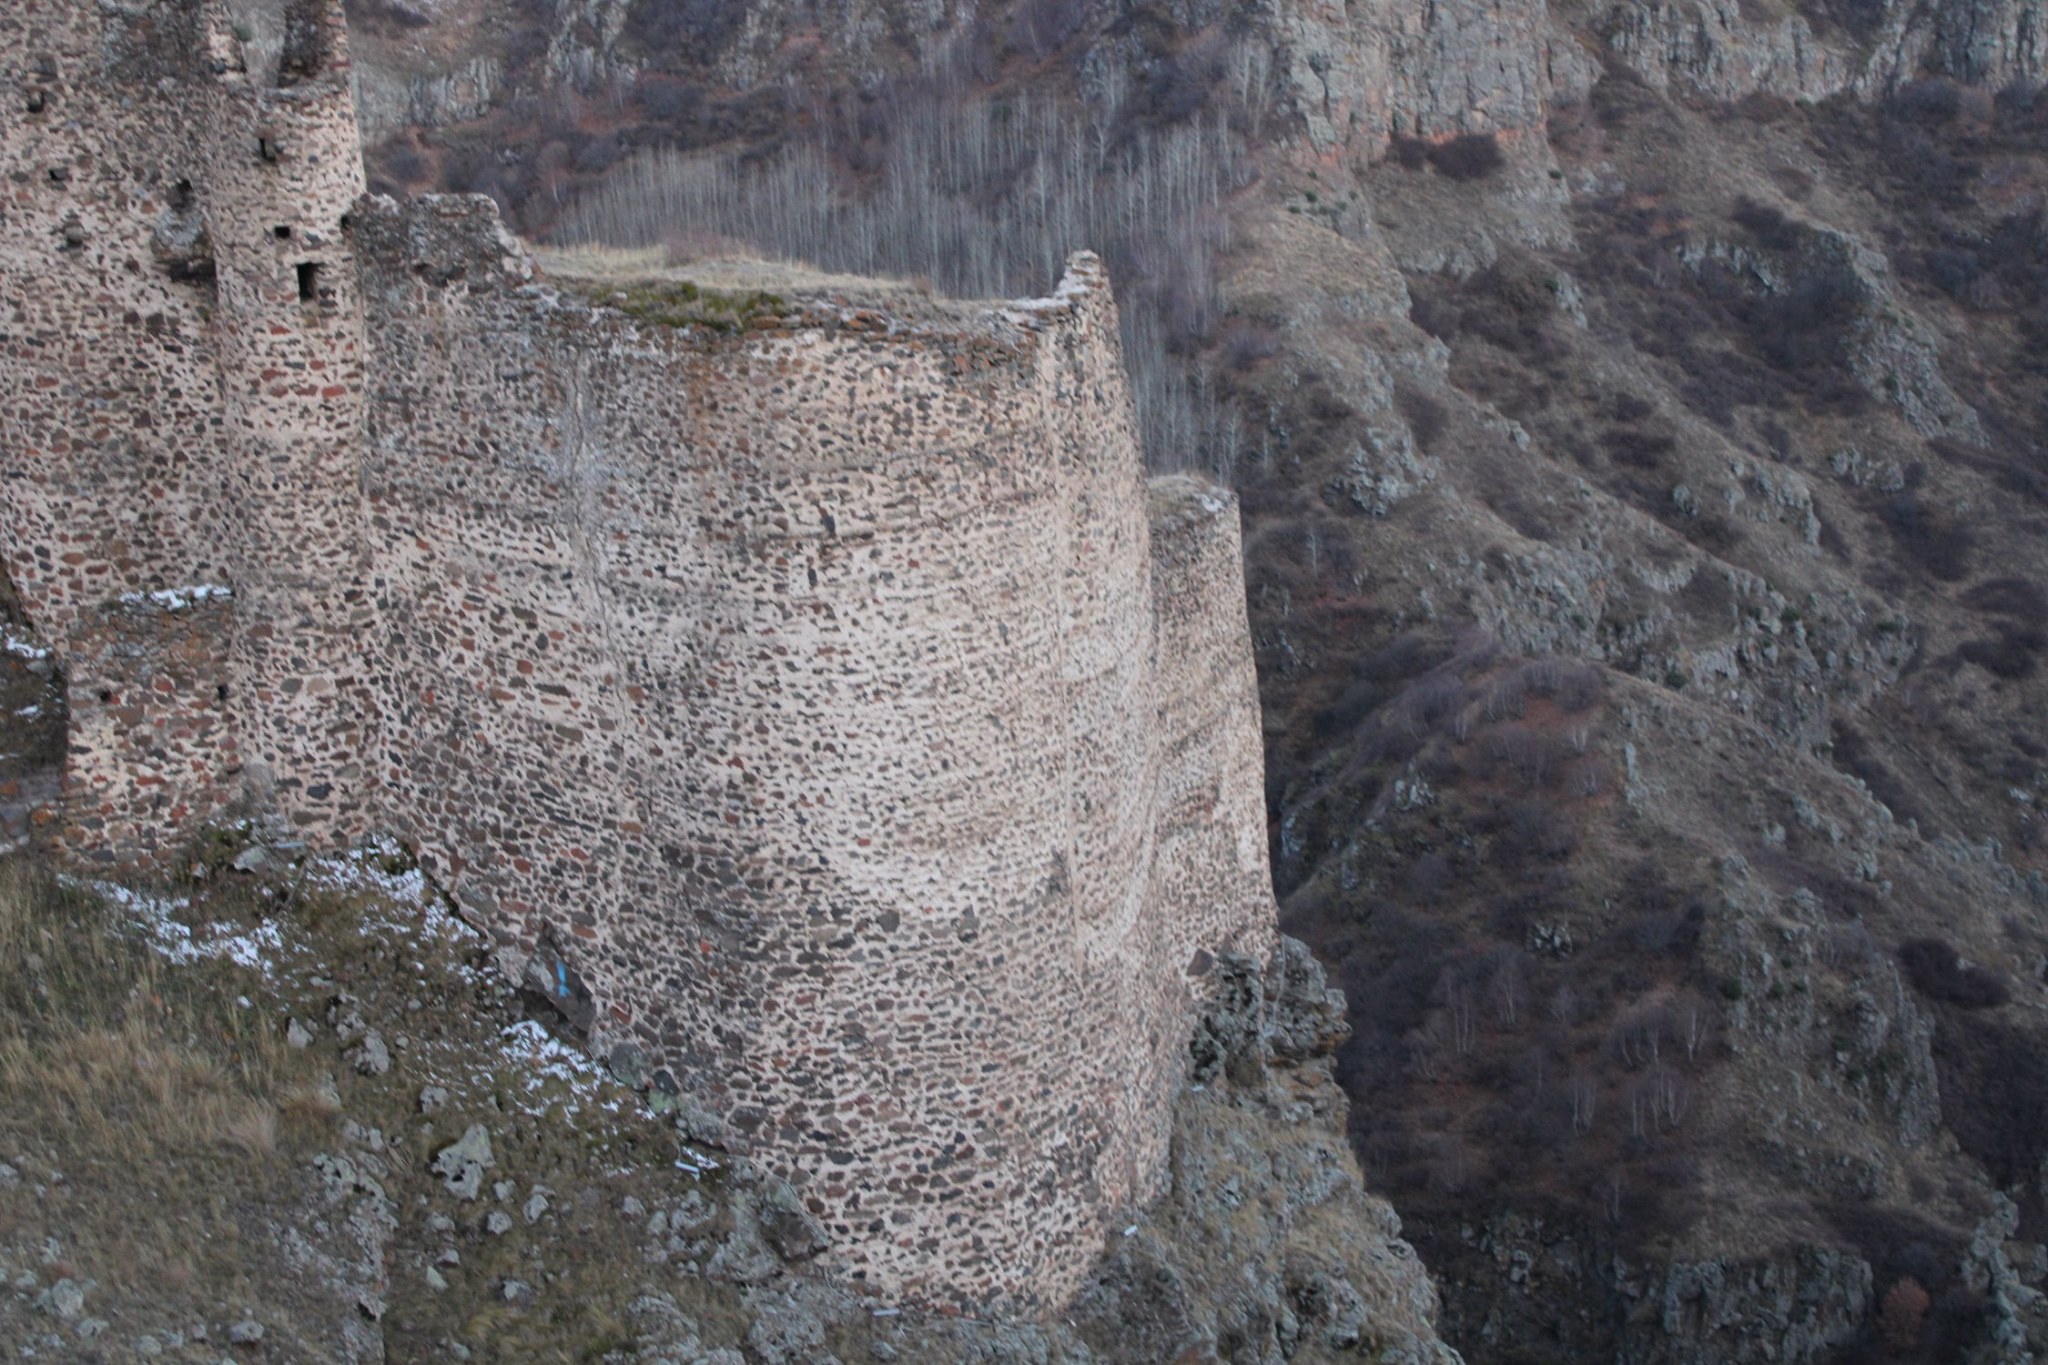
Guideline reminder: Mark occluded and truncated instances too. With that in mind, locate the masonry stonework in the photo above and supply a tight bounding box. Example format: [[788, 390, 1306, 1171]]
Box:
[[2, 0, 1281, 1307]]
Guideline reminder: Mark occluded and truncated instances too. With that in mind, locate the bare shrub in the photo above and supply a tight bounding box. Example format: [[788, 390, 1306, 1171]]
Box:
[[1484, 723, 1561, 787], [1879, 491, 1977, 582], [1935, 1016, 2048, 1187], [1521, 658, 1567, 696], [1879, 1276, 1931, 1352], [623, 0, 748, 51], [381, 142, 428, 183], [1010, 0, 1090, 58], [1504, 799, 1579, 860], [1400, 675, 1468, 735], [1898, 937, 2011, 1008], [1731, 196, 1803, 251], [1554, 663, 1604, 713], [1889, 77, 1964, 123], [1219, 318, 1280, 371], [1629, 905, 1699, 955], [1956, 626, 2045, 679], [1961, 576, 2048, 618], [1143, 29, 1230, 122], [1603, 427, 1676, 469], [1819, 920, 1880, 970], [1405, 1020, 1446, 1080], [1610, 1000, 1668, 1070], [1483, 671, 1530, 721], [1427, 133, 1505, 180], [1830, 721, 1940, 835], [1395, 383, 1448, 451], [1388, 134, 1431, 169]]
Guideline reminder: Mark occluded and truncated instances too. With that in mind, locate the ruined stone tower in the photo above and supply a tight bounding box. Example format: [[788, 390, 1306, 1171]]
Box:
[[2, 0, 371, 854], [194, 0, 376, 838], [1, 0, 1282, 1307]]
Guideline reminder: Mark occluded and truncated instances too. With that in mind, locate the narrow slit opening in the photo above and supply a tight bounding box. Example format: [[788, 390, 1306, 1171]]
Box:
[[296, 261, 320, 302]]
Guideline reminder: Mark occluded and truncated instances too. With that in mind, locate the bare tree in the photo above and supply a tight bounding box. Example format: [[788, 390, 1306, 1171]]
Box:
[[1612, 999, 1670, 1070], [1406, 1021, 1445, 1082], [1673, 990, 1715, 1064], [1484, 672, 1530, 722], [1449, 704, 1480, 744], [1568, 1072, 1599, 1135], [557, 70, 1263, 476], [1653, 1065, 1688, 1129], [1430, 1138, 1473, 1193], [1448, 982, 1479, 1057], [1491, 948, 1528, 1029]]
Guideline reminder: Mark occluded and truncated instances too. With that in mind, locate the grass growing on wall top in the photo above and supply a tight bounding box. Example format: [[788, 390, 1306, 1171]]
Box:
[[535, 244, 789, 331], [584, 277, 787, 332]]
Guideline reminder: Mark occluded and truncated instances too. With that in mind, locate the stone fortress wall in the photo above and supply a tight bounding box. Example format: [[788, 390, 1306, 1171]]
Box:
[[1, 0, 1280, 1307]]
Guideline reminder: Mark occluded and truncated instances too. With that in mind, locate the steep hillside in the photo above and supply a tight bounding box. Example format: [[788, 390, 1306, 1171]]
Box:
[[1230, 74, 2048, 1359], [0, 839, 1453, 1362]]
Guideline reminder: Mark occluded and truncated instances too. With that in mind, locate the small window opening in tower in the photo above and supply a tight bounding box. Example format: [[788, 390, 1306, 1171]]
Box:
[[26, 89, 47, 115], [297, 261, 322, 303], [257, 136, 279, 163], [170, 179, 193, 211], [274, 225, 293, 241]]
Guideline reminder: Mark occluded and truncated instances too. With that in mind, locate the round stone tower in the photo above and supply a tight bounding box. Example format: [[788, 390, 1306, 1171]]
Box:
[[195, 0, 376, 838]]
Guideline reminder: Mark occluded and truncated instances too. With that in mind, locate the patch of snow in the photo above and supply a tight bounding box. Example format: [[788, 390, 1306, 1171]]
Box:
[[2, 630, 50, 660], [501, 1019, 599, 1087], [302, 841, 432, 909], [13, 706, 39, 718], [81, 879, 283, 974], [117, 584, 233, 613], [492, 1019, 631, 1122]]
